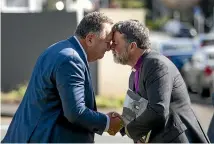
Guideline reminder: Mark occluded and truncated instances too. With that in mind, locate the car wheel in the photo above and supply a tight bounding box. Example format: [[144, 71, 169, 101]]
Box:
[[181, 72, 196, 93], [188, 86, 197, 93], [201, 88, 210, 97]]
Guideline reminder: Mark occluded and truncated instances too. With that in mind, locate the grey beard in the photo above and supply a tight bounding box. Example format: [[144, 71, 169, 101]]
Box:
[[113, 52, 129, 65]]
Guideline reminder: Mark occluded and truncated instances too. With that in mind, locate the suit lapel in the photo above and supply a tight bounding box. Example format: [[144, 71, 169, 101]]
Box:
[[137, 50, 152, 99], [67, 36, 96, 110]]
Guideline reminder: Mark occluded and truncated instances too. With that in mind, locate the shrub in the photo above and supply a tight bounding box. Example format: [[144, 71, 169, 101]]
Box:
[[1, 84, 27, 103], [1, 84, 125, 108], [96, 95, 125, 108], [146, 16, 169, 30]]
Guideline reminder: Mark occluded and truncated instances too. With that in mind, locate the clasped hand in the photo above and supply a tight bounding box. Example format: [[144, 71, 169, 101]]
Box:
[[106, 112, 124, 136]]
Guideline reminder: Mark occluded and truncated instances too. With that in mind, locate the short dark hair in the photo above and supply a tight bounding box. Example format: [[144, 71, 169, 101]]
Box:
[[75, 12, 113, 38], [112, 20, 151, 49]]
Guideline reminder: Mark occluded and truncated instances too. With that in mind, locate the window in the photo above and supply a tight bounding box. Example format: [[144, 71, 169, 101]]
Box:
[[162, 43, 193, 54], [1, 0, 43, 13], [6, 0, 29, 7], [201, 39, 214, 47]]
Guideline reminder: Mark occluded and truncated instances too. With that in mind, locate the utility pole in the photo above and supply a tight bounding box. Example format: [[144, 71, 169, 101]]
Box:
[[194, 6, 204, 34]]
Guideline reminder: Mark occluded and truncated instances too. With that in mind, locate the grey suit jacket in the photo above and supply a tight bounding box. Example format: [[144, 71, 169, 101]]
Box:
[[126, 51, 210, 143]]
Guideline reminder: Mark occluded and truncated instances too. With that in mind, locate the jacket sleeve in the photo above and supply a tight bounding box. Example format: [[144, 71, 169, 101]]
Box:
[[55, 55, 107, 135], [127, 59, 173, 141]]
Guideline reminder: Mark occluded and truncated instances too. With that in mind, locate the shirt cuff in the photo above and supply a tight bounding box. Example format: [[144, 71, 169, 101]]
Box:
[[104, 115, 110, 132]]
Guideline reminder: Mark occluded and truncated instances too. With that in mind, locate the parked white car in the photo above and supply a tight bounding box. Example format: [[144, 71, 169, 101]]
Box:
[[151, 38, 196, 71], [181, 46, 214, 97], [194, 33, 214, 48]]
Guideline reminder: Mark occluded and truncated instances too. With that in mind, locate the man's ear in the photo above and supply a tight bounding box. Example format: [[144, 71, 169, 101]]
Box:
[[130, 42, 137, 51], [85, 33, 95, 47]]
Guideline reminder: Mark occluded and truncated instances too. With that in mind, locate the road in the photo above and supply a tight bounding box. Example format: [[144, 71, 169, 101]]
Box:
[[1, 93, 213, 142]]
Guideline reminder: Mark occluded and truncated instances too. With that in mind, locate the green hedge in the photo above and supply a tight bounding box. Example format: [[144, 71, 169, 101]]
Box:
[[96, 95, 125, 108], [146, 16, 169, 30], [1, 85, 125, 108], [1, 84, 27, 103], [113, 0, 144, 8]]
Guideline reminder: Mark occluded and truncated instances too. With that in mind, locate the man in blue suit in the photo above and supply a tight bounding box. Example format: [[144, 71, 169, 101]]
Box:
[[2, 12, 122, 143]]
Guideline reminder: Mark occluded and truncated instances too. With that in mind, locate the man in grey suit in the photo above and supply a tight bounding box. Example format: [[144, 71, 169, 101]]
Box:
[[2, 12, 122, 143], [110, 20, 210, 143]]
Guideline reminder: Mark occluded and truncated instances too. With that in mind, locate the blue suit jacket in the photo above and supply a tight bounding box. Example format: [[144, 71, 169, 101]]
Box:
[[2, 36, 107, 143]]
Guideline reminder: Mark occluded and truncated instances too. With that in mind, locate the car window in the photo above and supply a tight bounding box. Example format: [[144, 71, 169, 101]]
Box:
[[208, 53, 214, 60], [201, 39, 214, 47], [161, 43, 193, 54]]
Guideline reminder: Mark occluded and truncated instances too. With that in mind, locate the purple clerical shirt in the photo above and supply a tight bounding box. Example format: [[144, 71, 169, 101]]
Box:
[[133, 56, 143, 92]]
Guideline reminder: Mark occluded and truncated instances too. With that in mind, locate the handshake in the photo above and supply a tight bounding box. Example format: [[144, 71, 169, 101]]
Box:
[[106, 112, 124, 136]]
